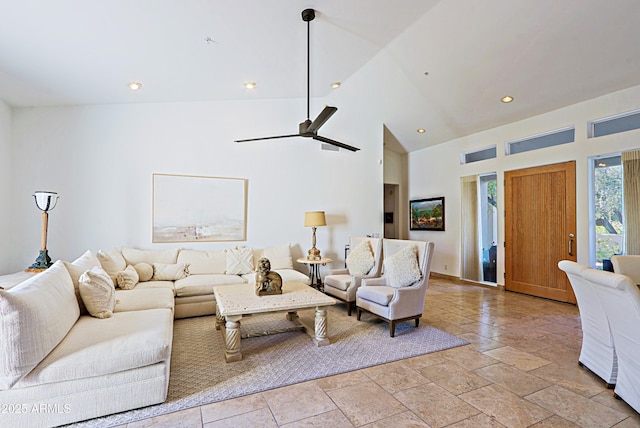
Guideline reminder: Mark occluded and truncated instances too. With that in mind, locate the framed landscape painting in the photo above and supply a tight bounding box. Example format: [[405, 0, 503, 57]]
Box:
[[410, 197, 445, 231], [153, 173, 247, 243]]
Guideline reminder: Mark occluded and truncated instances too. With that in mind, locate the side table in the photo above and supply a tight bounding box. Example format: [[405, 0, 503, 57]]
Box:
[[296, 257, 332, 291]]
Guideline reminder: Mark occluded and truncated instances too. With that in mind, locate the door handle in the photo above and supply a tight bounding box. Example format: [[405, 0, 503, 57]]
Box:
[[568, 233, 575, 256]]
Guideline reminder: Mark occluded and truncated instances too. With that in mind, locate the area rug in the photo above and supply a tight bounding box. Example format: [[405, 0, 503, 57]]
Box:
[[72, 305, 468, 427]]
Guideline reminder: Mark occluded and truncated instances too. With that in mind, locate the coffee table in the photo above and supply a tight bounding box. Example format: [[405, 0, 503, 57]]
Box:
[[213, 281, 336, 362]]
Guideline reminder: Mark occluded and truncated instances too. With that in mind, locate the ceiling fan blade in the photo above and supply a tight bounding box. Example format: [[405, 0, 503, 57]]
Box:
[[305, 106, 337, 134], [313, 135, 361, 152], [235, 134, 301, 143]]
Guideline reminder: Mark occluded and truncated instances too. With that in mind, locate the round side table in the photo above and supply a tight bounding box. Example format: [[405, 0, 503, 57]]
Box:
[[296, 257, 332, 291]]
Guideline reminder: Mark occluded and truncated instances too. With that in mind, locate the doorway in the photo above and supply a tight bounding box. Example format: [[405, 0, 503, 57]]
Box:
[[384, 184, 399, 239], [504, 161, 577, 303]]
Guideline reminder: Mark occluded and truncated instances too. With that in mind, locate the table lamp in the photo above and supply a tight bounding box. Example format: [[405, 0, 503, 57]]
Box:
[[304, 211, 326, 260], [26, 191, 59, 272]]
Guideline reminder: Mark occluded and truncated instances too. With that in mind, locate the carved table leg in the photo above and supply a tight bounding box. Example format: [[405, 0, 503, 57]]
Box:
[[224, 315, 243, 362], [215, 303, 224, 331], [314, 307, 330, 346]]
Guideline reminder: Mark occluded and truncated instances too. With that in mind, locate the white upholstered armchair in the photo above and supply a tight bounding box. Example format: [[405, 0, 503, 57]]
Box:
[[323, 237, 382, 316], [611, 255, 640, 285], [356, 239, 434, 337], [583, 267, 640, 413], [558, 260, 617, 387]]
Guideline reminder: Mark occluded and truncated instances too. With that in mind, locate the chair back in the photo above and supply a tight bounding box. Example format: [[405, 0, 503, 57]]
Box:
[[558, 260, 617, 384], [382, 239, 434, 289], [583, 267, 640, 411], [349, 236, 383, 277], [611, 255, 640, 285]]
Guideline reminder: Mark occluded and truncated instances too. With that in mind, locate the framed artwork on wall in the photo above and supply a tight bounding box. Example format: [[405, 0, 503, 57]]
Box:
[[410, 197, 445, 231], [152, 173, 247, 243]]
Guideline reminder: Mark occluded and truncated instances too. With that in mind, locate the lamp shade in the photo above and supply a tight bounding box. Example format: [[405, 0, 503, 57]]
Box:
[[33, 191, 59, 212], [304, 211, 326, 227]]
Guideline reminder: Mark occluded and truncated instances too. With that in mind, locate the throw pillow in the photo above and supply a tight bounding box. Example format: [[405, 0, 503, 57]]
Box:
[[152, 263, 190, 281], [225, 246, 254, 274], [384, 245, 422, 288], [79, 266, 116, 319], [134, 263, 154, 282], [97, 248, 126, 284], [262, 244, 293, 270], [347, 240, 375, 276], [116, 265, 139, 290]]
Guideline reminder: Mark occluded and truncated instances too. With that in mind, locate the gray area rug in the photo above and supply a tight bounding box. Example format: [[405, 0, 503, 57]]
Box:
[[73, 305, 468, 427]]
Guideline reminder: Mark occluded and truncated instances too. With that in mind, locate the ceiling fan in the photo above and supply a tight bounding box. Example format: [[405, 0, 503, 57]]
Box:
[[235, 8, 360, 152]]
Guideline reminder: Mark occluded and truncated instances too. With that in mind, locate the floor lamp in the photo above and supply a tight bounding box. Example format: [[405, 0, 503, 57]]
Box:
[[26, 191, 59, 272]]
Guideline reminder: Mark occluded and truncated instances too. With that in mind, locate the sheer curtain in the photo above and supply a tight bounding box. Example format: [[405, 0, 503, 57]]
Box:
[[460, 175, 481, 281], [623, 150, 640, 255]]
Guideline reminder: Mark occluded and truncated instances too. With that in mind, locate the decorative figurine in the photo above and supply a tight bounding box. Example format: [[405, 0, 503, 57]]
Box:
[[255, 257, 283, 296]]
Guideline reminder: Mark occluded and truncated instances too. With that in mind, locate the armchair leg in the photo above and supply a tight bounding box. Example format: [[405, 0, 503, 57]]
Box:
[[347, 302, 352, 316], [356, 307, 362, 321], [390, 321, 396, 338], [415, 317, 420, 328]]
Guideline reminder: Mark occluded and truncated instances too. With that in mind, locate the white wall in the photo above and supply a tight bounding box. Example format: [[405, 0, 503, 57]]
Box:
[[6, 97, 383, 273], [408, 84, 640, 283], [0, 101, 11, 272]]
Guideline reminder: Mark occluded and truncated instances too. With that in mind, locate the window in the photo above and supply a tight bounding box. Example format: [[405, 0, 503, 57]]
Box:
[[590, 155, 624, 268], [461, 146, 496, 164], [589, 109, 640, 138], [506, 127, 575, 155]]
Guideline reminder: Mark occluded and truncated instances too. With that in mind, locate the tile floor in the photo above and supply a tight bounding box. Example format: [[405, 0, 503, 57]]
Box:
[[120, 277, 640, 427]]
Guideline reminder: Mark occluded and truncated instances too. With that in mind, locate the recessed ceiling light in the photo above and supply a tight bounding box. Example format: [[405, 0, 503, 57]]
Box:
[[417, 129, 426, 133], [128, 82, 142, 91], [245, 82, 256, 89], [501, 95, 514, 103], [330, 82, 341, 89]]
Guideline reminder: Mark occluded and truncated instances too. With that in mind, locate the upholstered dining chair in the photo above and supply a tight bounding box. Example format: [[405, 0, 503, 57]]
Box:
[[611, 255, 640, 285], [356, 239, 434, 337], [323, 237, 382, 316], [558, 260, 617, 387], [583, 267, 640, 413]]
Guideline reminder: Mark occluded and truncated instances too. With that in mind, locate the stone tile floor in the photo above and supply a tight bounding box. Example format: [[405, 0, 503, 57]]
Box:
[[120, 277, 640, 427]]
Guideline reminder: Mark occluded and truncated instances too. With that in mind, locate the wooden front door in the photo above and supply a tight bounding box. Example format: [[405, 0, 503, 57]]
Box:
[[505, 161, 577, 303]]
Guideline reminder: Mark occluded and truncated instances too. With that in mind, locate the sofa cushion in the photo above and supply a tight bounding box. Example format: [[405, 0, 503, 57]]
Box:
[[152, 263, 189, 281], [225, 246, 254, 274], [14, 309, 173, 388], [132, 280, 175, 295], [357, 285, 395, 306], [114, 288, 175, 313], [79, 266, 116, 319], [242, 269, 310, 286], [121, 247, 179, 265], [177, 249, 226, 274], [134, 263, 153, 282], [262, 243, 294, 270], [116, 265, 139, 290], [384, 245, 422, 288], [347, 240, 375, 276], [174, 274, 246, 297], [0, 260, 79, 389], [97, 248, 126, 284]]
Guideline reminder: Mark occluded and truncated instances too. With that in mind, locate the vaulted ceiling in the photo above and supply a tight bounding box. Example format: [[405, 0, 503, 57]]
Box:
[[1, 0, 639, 152]]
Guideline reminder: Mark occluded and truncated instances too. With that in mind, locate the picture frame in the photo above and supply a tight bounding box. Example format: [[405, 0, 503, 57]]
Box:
[[152, 173, 247, 243], [410, 197, 445, 231]]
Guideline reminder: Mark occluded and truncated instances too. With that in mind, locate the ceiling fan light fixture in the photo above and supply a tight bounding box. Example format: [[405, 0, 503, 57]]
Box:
[[501, 95, 514, 103], [245, 82, 257, 89], [128, 81, 142, 91]]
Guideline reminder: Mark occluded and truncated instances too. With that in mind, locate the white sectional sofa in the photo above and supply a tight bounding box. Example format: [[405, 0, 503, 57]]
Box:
[[0, 243, 309, 427]]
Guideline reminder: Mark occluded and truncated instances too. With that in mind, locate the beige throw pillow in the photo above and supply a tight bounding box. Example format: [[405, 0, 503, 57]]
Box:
[[152, 263, 189, 281], [116, 265, 139, 290], [97, 248, 126, 284], [262, 244, 293, 270], [347, 240, 375, 276], [225, 246, 254, 274], [384, 245, 422, 288], [79, 266, 116, 318], [134, 263, 154, 282]]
